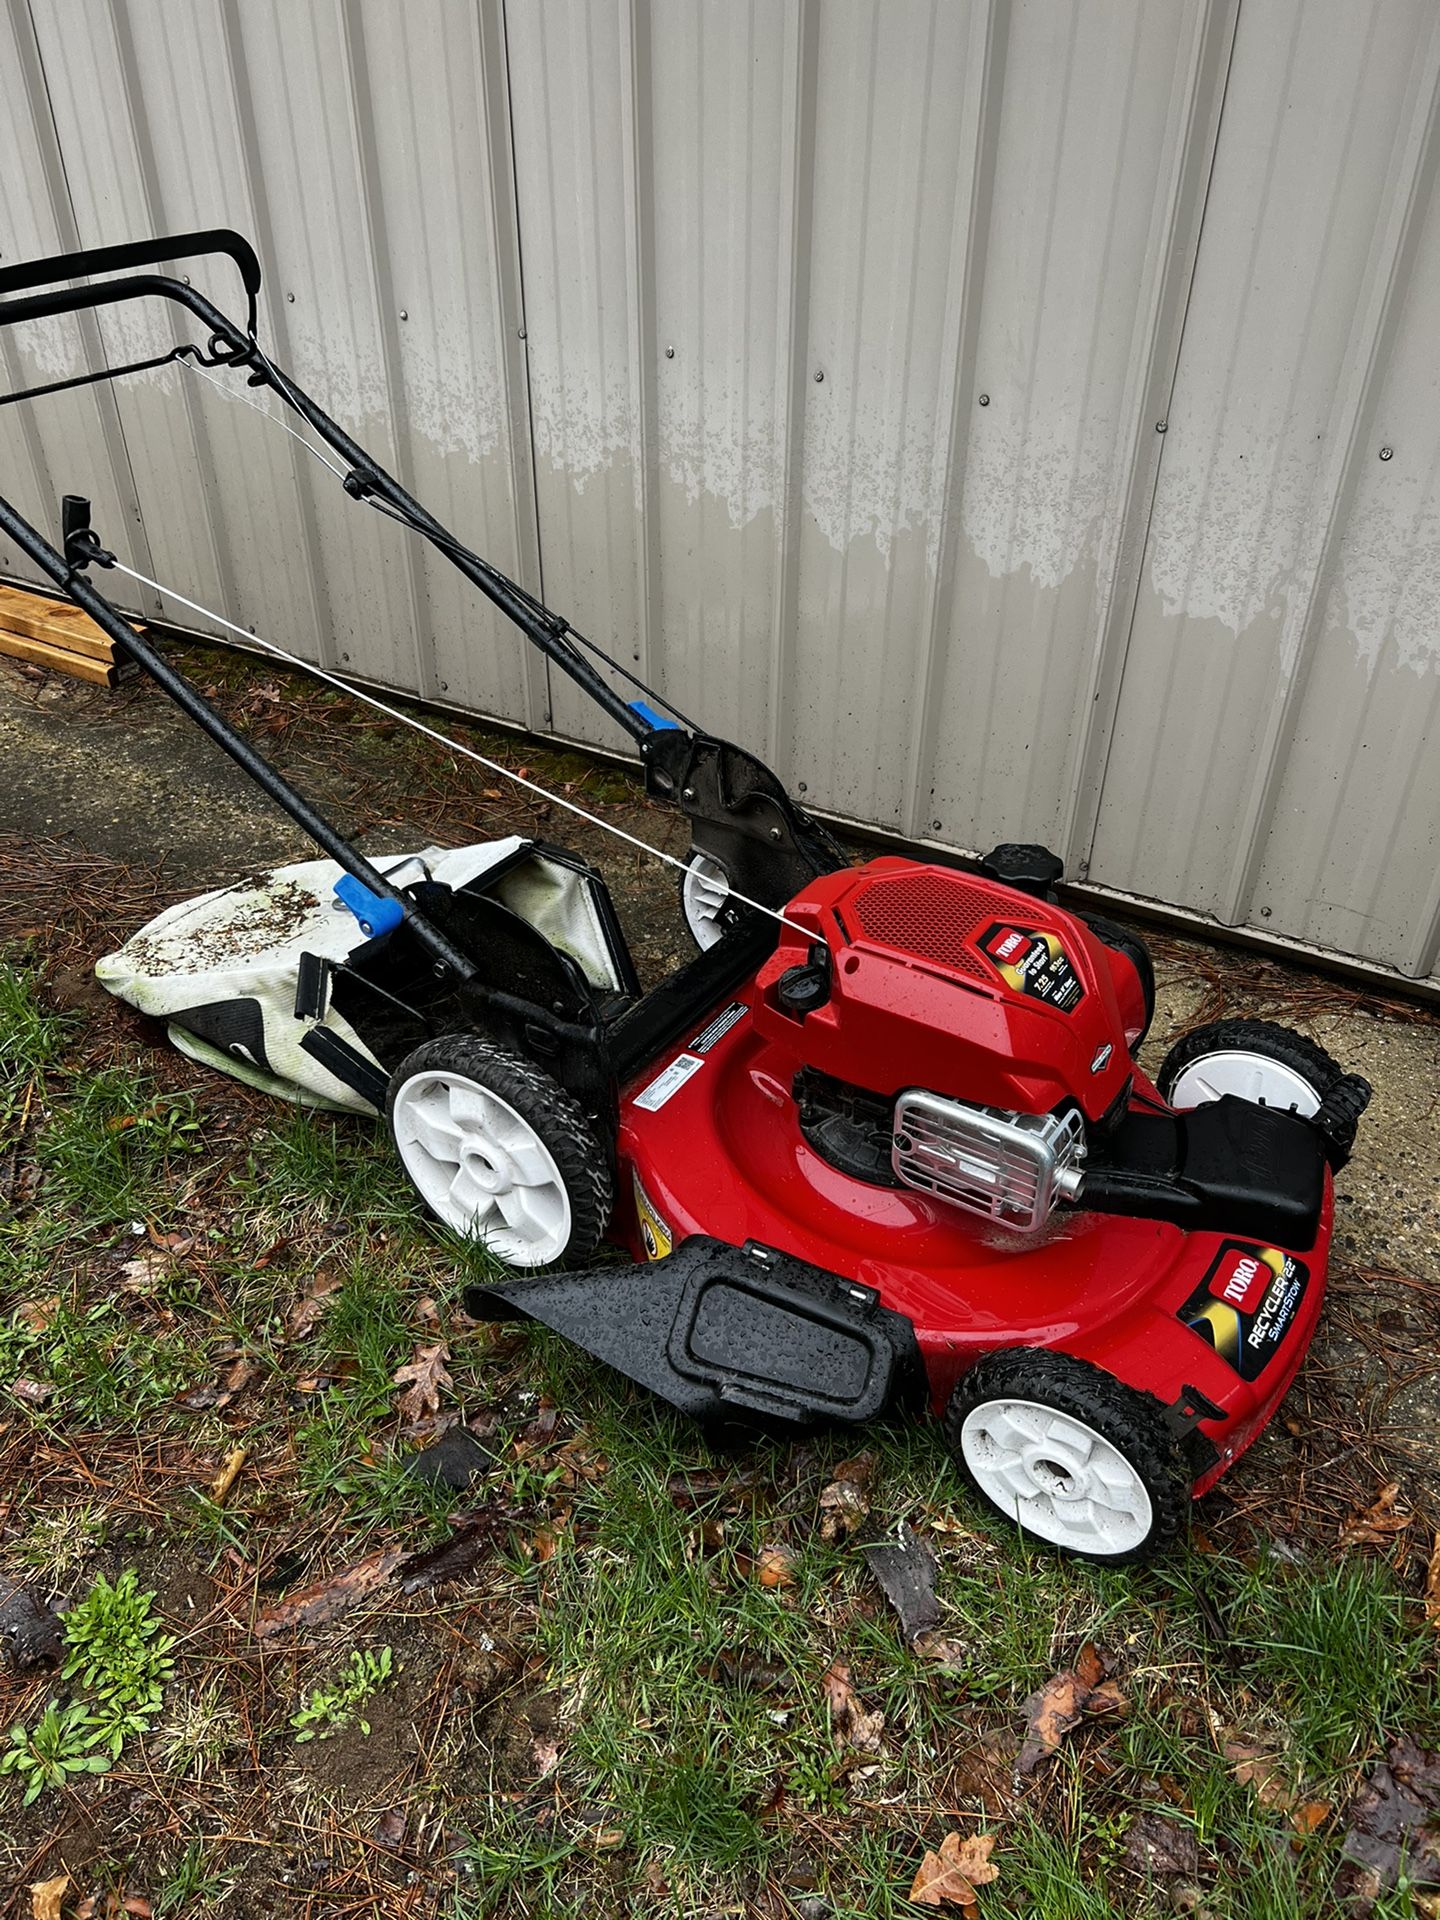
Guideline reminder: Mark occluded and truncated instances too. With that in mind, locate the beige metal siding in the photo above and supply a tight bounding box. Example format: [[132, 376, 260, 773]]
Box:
[[2, 0, 1438, 982]]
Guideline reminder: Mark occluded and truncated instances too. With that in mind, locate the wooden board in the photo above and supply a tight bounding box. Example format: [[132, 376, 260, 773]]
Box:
[[0, 582, 135, 664], [0, 627, 118, 688]]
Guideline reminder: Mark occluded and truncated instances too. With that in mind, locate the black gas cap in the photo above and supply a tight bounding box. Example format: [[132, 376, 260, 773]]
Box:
[[777, 950, 831, 1018], [978, 843, 1064, 900]]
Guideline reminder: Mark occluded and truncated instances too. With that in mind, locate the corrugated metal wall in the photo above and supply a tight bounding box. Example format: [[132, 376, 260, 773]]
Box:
[[2, 0, 1438, 984]]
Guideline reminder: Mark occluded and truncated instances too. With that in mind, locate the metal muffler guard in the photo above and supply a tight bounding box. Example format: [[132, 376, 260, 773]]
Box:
[[466, 1236, 919, 1426]]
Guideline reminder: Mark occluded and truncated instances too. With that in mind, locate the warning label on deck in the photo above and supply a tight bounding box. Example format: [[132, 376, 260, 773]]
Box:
[[633, 1052, 705, 1112], [689, 1000, 748, 1053]]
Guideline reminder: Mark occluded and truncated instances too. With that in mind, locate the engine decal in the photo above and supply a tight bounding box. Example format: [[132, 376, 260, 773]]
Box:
[[1179, 1242, 1308, 1380], [631, 1171, 673, 1261], [978, 921, 1085, 1012], [633, 1051, 705, 1112], [689, 1000, 748, 1054]]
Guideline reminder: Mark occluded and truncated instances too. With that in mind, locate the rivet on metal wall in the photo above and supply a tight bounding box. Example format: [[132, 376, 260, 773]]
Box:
[[286, 292, 295, 303], [1379, 446, 1393, 461], [517, 327, 526, 340], [814, 369, 825, 382], [978, 394, 989, 407], [399, 310, 408, 322], [665, 346, 675, 359], [1155, 420, 1168, 433], [439, 681, 448, 692], [931, 819, 942, 831]]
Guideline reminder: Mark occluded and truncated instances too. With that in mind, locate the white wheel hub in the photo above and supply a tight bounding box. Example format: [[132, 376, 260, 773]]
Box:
[[391, 1070, 572, 1267], [682, 852, 731, 951], [1168, 1049, 1321, 1116], [960, 1397, 1153, 1556]]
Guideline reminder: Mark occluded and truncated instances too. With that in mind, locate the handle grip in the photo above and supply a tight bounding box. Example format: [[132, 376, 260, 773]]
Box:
[[0, 228, 261, 336]]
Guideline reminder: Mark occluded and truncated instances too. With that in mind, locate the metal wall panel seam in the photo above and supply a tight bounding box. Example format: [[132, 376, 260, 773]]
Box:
[[487, 0, 550, 733], [0, 0, 60, 582], [763, 0, 818, 780], [16, 0, 156, 590], [1218, 20, 1440, 947], [217, 0, 340, 671], [101, 0, 243, 629], [1059, 0, 1240, 878], [897, 0, 1006, 843], [336, 0, 440, 702], [617, 0, 659, 697]]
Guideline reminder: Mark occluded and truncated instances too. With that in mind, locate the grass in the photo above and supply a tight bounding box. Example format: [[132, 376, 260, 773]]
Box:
[[0, 946, 1436, 1920]]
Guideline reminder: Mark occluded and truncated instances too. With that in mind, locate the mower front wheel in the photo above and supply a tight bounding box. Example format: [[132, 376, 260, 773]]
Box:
[[944, 1350, 1190, 1563], [387, 1036, 611, 1269]]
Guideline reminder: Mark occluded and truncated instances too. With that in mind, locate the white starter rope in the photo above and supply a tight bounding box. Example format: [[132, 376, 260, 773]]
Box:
[[104, 555, 814, 941]]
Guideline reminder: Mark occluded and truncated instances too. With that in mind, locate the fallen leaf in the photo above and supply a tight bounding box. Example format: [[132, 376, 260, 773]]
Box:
[[121, 1901, 152, 1919], [374, 1806, 407, 1849], [1016, 1644, 1125, 1779], [817, 1454, 876, 1544], [755, 1543, 797, 1590], [641, 1858, 670, 1897], [1426, 1533, 1440, 1632], [863, 1523, 941, 1640], [533, 1528, 560, 1563], [255, 1547, 405, 1637], [913, 1630, 970, 1676], [908, 1832, 998, 1910], [1338, 1480, 1413, 1549], [821, 1658, 885, 1753], [1124, 1812, 1199, 1878], [1225, 1740, 1295, 1811], [209, 1445, 247, 1505], [1291, 1799, 1332, 1836], [15, 1297, 59, 1333], [30, 1877, 69, 1920], [287, 1268, 344, 1337], [10, 1375, 55, 1407], [533, 1734, 561, 1778], [393, 1341, 453, 1422], [1339, 1734, 1440, 1907]]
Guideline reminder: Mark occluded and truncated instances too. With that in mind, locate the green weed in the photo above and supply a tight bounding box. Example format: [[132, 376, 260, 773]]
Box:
[[0, 1700, 110, 1806], [291, 1646, 394, 1741]]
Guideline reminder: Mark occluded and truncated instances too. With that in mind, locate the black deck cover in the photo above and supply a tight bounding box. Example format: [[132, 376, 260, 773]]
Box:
[[466, 1236, 919, 1427]]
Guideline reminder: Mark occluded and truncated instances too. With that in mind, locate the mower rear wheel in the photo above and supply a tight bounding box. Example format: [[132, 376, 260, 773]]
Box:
[[679, 849, 733, 951], [388, 1036, 611, 1269], [1157, 1018, 1343, 1122], [945, 1350, 1190, 1562]]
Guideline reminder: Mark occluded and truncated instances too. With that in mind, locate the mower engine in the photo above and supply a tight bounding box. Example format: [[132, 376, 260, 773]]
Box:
[[754, 854, 1356, 1248], [891, 1091, 1086, 1232]]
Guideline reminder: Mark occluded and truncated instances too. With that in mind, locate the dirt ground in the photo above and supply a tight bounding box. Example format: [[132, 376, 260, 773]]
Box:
[[2, 639, 1438, 1531]]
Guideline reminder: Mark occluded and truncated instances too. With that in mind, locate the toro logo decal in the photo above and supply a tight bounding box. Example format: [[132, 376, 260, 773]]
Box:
[[977, 921, 1085, 1013], [1179, 1242, 1306, 1381]]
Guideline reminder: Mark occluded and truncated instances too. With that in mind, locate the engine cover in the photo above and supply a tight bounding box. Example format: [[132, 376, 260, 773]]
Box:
[[752, 857, 1135, 1123]]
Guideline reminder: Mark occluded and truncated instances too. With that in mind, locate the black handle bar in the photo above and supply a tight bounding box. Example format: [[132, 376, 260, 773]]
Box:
[[0, 228, 261, 337]]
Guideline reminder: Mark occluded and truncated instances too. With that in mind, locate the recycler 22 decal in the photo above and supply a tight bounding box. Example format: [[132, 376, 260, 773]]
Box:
[[1179, 1241, 1309, 1380]]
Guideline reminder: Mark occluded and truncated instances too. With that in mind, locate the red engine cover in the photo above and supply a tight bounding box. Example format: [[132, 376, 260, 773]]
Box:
[[754, 857, 1134, 1121]]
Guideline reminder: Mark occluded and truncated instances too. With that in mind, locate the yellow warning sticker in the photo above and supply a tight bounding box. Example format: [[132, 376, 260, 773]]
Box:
[[632, 1171, 673, 1262]]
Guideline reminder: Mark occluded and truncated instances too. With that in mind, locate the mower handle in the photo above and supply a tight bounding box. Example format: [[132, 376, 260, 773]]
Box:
[[0, 228, 261, 338]]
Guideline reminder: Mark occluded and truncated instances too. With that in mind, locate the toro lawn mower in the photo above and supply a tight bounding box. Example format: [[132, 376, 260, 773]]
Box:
[[0, 232, 1374, 1561]]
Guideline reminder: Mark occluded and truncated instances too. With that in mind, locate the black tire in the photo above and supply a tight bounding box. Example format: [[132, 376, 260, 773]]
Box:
[[1076, 911, 1155, 1043], [944, 1349, 1190, 1564], [387, 1034, 612, 1267], [1157, 1017, 1340, 1107]]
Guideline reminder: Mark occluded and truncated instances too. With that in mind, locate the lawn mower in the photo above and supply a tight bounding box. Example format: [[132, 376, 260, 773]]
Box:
[[0, 231, 1374, 1561]]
